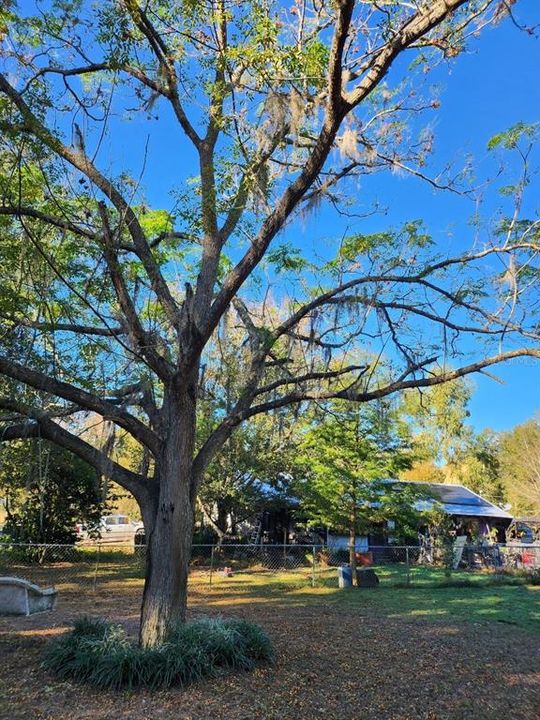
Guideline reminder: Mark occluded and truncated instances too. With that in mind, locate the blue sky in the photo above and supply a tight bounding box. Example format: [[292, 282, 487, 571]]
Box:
[[373, 7, 540, 432], [337, 6, 540, 433], [106, 4, 540, 432]]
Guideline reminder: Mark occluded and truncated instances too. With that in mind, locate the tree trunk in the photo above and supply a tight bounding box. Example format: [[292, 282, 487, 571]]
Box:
[[138, 378, 197, 649], [349, 500, 357, 587], [216, 499, 229, 537]]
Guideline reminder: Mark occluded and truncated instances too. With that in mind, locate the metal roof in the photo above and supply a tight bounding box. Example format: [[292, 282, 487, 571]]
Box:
[[385, 480, 513, 520]]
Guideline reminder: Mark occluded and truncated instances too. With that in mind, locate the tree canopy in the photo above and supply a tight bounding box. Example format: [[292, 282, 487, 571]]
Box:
[[499, 419, 540, 515], [297, 401, 415, 533]]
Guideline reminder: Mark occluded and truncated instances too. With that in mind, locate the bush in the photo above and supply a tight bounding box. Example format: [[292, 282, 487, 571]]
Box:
[[43, 616, 273, 690]]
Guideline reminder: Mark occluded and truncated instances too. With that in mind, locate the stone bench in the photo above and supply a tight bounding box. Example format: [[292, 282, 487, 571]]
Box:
[[0, 576, 57, 616]]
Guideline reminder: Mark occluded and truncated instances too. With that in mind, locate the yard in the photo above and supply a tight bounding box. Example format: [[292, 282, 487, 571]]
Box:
[[1, 567, 539, 720]]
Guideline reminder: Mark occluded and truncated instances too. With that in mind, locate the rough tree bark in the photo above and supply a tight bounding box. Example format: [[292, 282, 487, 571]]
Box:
[[137, 369, 199, 647]]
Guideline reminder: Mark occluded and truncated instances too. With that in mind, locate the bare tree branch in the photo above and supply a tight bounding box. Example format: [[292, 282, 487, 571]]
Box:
[[0, 314, 123, 338], [254, 364, 369, 397], [241, 348, 540, 417], [97, 202, 172, 379], [0, 205, 98, 239], [205, 0, 473, 341], [0, 355, 161, 455], [122, 0, 202, 148]]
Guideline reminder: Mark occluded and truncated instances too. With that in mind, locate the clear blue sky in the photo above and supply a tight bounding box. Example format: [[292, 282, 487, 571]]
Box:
[[370, 5, 540, 432], [333, 4, 540, 433]]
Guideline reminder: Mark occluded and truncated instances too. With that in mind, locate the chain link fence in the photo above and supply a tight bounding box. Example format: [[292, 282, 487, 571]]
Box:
[[0, 541, 538, 592], [0, 543, 146, 590]]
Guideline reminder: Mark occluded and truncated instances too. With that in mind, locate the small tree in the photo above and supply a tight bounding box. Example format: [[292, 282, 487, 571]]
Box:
[[297, 401, 413, 583], [424, 507, 457, 577]]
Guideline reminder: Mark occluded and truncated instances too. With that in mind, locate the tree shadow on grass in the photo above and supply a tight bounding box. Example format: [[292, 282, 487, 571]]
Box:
[[1, 558, 538, 636]]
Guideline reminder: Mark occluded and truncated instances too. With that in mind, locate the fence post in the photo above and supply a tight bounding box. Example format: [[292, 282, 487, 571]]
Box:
[[312, 545, 316, 587], [405, 546, 410, 586], [209, 545, 215, 586], [92, 544, 101, 592]]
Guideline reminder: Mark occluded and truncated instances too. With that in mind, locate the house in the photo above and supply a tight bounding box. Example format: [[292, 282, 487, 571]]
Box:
[[236, 478, 513, 547], [400, 480, 512, 539], [325, 480, 513, 550]]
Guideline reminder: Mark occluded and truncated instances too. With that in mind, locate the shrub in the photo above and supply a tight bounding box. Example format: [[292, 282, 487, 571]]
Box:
[[43, 615, 273, 690]]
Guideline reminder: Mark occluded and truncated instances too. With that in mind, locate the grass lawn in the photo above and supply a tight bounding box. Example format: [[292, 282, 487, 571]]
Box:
[[0, 568, 538, 720], [205, 566, 540, 630]]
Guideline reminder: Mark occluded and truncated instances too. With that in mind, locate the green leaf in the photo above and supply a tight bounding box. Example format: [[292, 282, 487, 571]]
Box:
[[487, 122, 539, 151], [266, 243, 307, 273]]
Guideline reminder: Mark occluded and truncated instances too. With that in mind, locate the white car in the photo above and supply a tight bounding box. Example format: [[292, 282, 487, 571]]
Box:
[[76, 515, 144, 545]]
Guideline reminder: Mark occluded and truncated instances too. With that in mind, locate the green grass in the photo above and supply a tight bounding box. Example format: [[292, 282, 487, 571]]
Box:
[[336, 562, 538, 588], [323, 581, 540, 629], [3, 544, 538, 634], [202, 565, 540, 632]]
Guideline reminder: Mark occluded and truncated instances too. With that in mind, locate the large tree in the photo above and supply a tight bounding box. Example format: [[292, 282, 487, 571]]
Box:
[[499, 419, 540, 515], [403, 377, 473, 467], [0, 1, 539, 647], [401, 379, 505, 503]]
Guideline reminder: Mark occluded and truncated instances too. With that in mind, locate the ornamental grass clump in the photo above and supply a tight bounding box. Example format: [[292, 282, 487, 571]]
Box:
[[44, 616, 273, 690]]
